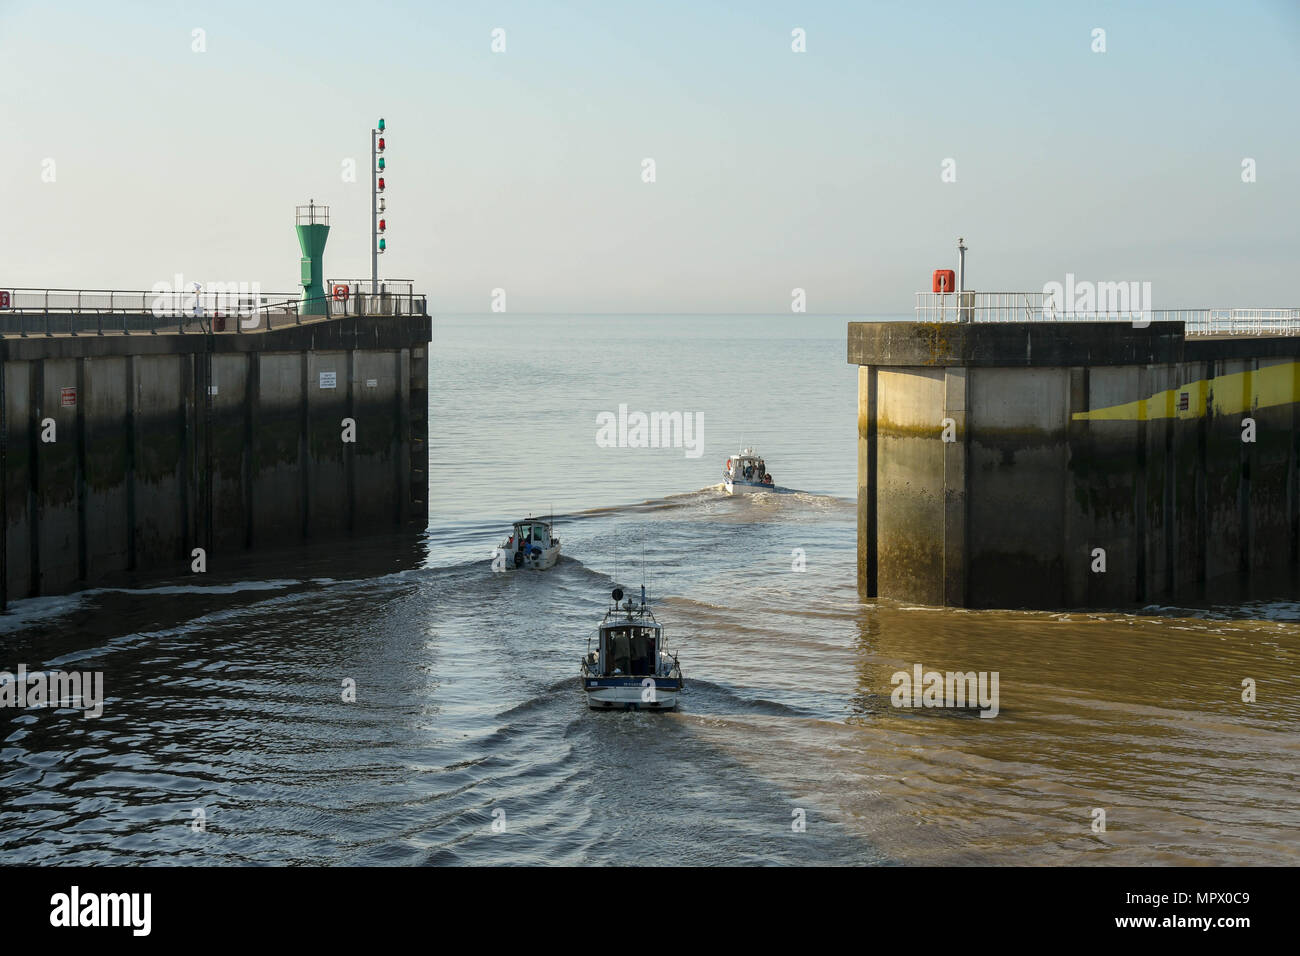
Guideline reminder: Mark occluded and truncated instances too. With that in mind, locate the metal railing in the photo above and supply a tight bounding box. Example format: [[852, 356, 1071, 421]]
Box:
[[0, 285, 426, 337], [295, 203, 329, 226], [251, 288, 426, 331], [915, 292, 1300, 336], [0, 287, 294, 314], [1199, 308, 1300, 336], [330, 278, 415, 298]]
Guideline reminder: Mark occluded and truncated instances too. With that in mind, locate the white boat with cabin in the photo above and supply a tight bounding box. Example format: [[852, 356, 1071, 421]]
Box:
[[494, 517, 561, 571], [580, 587, 683, 710], [723, 448, 774, 494]]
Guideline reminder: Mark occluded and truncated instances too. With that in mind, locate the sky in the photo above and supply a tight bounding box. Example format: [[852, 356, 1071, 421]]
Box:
[[1, 0, 1297, 313]]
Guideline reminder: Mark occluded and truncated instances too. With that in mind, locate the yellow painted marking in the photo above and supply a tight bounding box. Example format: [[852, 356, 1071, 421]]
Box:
[[1072, 362, 1299, 421]]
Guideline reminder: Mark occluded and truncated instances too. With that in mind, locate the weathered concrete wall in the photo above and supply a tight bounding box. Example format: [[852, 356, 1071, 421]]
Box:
[[133, 353, 186, 573], [967, 366, 1070, 608], [875, 367, 946, 604], [849, 321, 1300, 609], [1, 315, 430, 604]]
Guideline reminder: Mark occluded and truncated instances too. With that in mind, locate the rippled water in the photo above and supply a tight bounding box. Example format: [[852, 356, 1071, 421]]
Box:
[[2, 315, 1297, 864]]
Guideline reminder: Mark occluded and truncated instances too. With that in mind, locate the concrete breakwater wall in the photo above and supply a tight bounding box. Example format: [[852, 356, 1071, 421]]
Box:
[[1, 314, 430, 604], [849, 321, 1300, 609]]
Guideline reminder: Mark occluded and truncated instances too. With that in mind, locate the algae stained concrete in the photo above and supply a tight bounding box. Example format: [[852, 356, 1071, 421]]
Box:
[[849, 321, 1300, 610], [0, 314, 431, 603]]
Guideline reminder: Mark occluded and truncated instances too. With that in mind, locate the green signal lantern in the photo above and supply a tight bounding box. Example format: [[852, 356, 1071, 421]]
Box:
[[378, 157, 385, 170], [378, 238, 387, 253], [377, 118, 385, 132]]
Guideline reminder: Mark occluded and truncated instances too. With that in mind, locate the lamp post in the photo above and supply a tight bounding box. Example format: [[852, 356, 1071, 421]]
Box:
[[957, 236, 969, 323]]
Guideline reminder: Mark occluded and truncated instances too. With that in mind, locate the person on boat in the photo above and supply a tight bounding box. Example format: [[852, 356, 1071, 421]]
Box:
[[629, 629, 648, 674], [610, 628, 631, 675]]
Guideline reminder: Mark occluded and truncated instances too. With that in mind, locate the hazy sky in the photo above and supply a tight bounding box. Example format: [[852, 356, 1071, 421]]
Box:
[[2, 0, 1297, 312]]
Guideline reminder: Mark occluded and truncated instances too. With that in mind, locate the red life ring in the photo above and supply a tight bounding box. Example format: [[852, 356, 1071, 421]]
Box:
[[726, 458, 732, 470]]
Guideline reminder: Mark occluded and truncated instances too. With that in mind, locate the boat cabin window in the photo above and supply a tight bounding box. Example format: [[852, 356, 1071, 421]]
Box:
[[515, 524, 550, 548], [602, 625, 658, 675]]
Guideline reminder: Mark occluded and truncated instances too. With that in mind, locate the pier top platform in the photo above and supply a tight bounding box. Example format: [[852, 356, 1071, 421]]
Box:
[[0, 283, 426, 339], [849, 293, 1300, 368]]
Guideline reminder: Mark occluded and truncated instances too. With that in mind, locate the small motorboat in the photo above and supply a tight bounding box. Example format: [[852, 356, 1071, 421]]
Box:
[[723, 447, 774, 494], [581, 586, 683, 710], [493, 517, 561, 571]]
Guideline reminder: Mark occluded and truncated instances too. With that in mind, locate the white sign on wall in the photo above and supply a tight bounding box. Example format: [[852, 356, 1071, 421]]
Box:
[[319, 371, 337, 389]]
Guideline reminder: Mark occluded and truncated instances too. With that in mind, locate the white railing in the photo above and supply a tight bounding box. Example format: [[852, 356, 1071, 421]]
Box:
[[0, 283, 416, 315], [914, 293, 1300, 336], [0, 285, 426, 336], [1202, 309, 1300, 336], [0, 288, 301, 314], [329, 279, 415, 298]]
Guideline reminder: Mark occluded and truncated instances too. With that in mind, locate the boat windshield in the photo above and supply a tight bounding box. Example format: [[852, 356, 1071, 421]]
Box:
[[602, 625, 659, 675], [514, 523, 551, 547]]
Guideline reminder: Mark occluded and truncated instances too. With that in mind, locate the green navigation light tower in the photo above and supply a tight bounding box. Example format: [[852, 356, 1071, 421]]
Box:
[[295, 201, 330, 316]]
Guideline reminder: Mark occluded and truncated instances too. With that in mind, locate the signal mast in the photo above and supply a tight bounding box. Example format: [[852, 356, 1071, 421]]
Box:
[[371, 117, 387, 296]]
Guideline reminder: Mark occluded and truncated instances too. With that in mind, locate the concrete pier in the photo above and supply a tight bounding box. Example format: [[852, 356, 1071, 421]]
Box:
[[1, 313, 430, 604], [849, 320, 1300, 609]]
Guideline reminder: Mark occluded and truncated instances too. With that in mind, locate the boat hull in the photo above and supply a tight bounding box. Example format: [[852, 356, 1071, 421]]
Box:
[[583, 676, 682, 710], [494, 544, 561, 571], [723, 477, 772, 495]]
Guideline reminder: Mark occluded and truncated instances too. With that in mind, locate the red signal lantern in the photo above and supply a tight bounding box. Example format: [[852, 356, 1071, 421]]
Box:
[[377, 177, 385, 192], [377, 137, 385, 151], [378, 218, 386, 232]]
